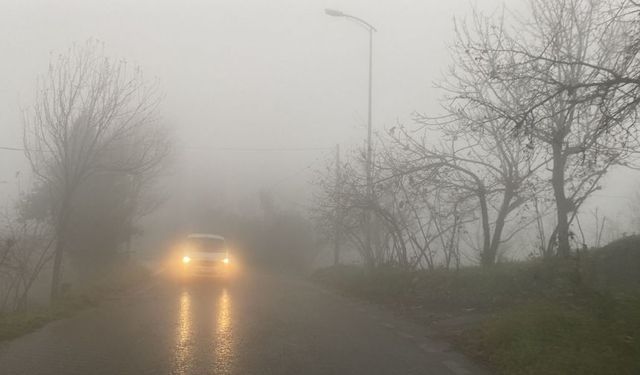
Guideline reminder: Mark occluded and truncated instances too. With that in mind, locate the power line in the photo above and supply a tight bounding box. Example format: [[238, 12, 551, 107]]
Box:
[[0, 145, 333, 153], [0, 146, 27, 152], [183, 146, 332, 152], [268, 150, 331, 190], [0, 141, 331, 188]]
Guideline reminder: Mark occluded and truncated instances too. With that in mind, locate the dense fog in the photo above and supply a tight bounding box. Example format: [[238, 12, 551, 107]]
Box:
[[2, 1, 640, 374]]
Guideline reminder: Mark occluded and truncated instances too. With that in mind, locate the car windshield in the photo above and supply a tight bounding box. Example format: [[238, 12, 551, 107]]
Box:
[[187, 238, 226, 253]]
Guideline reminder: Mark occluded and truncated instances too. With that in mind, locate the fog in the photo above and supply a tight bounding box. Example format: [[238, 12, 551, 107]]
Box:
[[1, 0, 498, 208], [2, 0, 636, 227], [2, 1, 640, 373]]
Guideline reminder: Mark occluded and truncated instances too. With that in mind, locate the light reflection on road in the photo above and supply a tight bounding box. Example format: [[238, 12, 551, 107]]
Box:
[[214, 288, 233, 373], [172, 285, 235, 375], [173, 290, 193, 375]]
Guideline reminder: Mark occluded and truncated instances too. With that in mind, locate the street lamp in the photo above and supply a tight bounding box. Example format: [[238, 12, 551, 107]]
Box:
[[325, 8, 376, 261], [324, 9, 344, 17]]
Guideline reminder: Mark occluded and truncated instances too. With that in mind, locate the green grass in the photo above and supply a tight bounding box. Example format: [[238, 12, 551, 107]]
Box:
[[0, 261, 152, 342], [0, 294, 97, 341], [0, 311, 54, 341], [313, 261, 583, 311], [314, 237, 640, 375], [459, 297, 640, 375], [314, 265, 416, 303]]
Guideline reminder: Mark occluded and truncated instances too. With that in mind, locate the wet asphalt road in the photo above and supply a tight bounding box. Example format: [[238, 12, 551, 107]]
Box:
[[0, 271, 489, 375]]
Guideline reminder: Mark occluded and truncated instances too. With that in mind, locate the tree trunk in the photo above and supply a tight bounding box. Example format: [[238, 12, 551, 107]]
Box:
[[477, 187, 493, 266], [485, 191, 514, 266], [551, 140, 571, 257], [50, 192, 70, 301], [49, 239, 64, 301]]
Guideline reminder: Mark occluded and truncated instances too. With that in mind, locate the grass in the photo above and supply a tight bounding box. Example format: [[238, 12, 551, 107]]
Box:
[[314, 237, 640, 375], [459, 297, 640, 375], [0, 293, 97, 341], [313, 260, 585, 312], [0, 261, 152, 342]]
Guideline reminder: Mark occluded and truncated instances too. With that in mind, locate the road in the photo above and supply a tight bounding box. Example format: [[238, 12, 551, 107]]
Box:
[[0, 270, 489, 375]]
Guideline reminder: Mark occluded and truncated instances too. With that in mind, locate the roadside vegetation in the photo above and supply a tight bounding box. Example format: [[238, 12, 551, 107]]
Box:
[[461, 297, 640, 375], [314, 236, 640, 374], [0, 40, 170, 340], [310, 1, 640, 373], [0, 295, 94, 342], [0, 262, 152, 341]]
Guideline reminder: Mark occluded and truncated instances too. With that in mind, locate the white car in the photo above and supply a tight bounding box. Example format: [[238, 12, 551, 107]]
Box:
[[180, 233, 231, 276]]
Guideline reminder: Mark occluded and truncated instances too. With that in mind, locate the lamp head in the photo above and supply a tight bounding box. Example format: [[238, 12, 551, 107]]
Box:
[[325, 8, 344, 17]]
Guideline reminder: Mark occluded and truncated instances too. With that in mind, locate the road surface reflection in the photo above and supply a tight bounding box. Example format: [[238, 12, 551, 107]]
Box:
[[172, 285, 234, 374], [173, 290, 193, 374], [214, 288, 233, 373]]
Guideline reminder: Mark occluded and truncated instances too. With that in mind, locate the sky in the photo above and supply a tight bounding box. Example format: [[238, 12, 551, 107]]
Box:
[[1, 0, 638, 231]]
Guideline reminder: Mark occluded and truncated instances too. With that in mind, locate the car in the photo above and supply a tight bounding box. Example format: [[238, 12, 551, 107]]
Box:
[[179, 233, 231, 277]]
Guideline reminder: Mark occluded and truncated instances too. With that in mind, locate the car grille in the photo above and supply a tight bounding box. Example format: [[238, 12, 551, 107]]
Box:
[[197, 260, 220, 266]]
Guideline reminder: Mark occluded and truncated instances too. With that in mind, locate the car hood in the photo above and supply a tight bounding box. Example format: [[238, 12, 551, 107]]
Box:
[[188, 252, 227, 261]]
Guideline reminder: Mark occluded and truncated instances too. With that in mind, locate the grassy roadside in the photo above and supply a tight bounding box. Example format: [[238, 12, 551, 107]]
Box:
[[0, 294, 97, 342], [458, 297, 640, 375], [313, 238, 640, 375], [0, 262, 152, 342]]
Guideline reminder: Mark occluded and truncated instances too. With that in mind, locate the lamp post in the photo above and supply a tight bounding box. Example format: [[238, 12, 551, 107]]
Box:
[[325, 8, 376, 263]]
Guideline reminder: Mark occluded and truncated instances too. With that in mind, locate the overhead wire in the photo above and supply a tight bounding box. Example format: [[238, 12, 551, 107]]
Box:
[[0, 145, 333, 153], [268, 149, 332, 190]]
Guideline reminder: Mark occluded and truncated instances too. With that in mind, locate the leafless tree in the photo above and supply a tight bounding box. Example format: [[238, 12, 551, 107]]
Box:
[[314, 143, 476, 270], [446, 0, 640, 258], [23, 40, 170, 300], [313, 0, 640, 269], [313, 148, 411, 268], [0, 208, 54, 312], [384, 112, 547, 266], [314, 153, 378, 266]]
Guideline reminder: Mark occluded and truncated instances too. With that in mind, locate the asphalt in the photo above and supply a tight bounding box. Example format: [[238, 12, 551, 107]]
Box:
[[0, 270, 490, 375]]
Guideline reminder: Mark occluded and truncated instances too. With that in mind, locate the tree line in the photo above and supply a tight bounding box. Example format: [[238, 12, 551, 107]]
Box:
[[314, 0, 640, 269]]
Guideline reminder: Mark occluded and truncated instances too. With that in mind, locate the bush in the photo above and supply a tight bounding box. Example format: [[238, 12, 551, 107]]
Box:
[[313, 265, 416, 303], [314, 261, 585, 310]]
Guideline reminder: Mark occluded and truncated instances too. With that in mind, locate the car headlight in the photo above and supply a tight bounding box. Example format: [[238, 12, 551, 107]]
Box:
[[182, 255, 191, 264], [223, 257, 229, 264]]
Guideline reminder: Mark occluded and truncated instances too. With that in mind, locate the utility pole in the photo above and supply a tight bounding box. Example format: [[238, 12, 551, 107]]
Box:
[[325, 8, 377, 262], [364, 17, 374, 266], [334, 144, 341, 266]]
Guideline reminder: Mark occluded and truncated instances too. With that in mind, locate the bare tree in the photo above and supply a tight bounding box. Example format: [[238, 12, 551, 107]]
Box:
[[314, 143, 475, 270], [23, 40, 169, 300], [446, 0, 640, 257], [385, 113, 547, 265], [314, 154, 375, 266], [0, 207, 53, 312]]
